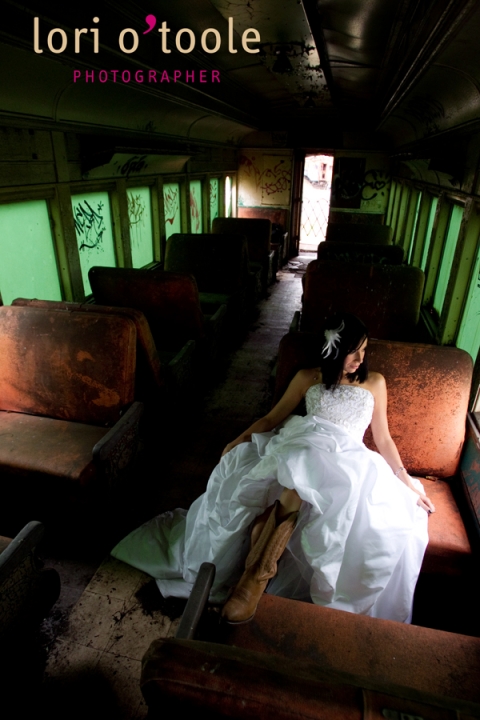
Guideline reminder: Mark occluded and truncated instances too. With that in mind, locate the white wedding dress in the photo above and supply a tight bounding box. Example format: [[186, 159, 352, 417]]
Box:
[[112, 383, 429, 622]]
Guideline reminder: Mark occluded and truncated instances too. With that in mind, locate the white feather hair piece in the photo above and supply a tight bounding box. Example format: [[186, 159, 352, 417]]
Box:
[[321, 320, 345, 359]]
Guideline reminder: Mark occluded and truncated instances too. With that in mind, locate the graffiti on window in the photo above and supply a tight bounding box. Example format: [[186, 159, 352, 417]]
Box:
[[128, 192, 146, 247], [73, 200, 106, 251], [164, 185, 179, 226], [209, 181, 218, 209], [190, 187, 201, 232]]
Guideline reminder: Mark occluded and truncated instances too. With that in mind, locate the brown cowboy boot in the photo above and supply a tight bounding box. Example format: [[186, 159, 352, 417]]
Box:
[[221, 500, 298, 624]]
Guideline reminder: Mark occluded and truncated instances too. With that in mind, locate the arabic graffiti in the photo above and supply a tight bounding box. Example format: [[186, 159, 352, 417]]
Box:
[[73, 199, 106, 251]]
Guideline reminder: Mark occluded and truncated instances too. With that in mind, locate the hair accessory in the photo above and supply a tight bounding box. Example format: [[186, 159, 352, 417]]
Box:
[[321, 320, 345, 359]]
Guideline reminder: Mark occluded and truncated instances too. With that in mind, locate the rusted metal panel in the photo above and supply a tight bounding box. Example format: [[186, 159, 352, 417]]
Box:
[[223, 594, 480, 707], [89, 266, 206, 350], [0, 305, 136, 425], [0, 412, 106, 481], [275, 334, 472, 477], [301, 262, 425, 341]]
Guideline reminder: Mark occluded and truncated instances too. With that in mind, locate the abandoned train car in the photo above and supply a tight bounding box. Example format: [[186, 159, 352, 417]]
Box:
[[1, 0, 480, 717]]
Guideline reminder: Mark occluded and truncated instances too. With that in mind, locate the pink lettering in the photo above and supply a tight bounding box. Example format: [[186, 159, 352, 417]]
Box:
[[99, 70, 108, 83], [186, 70, 194, 82], [149, 70, 157, 82], [199, 70, 206, 83], [73, 70, 81, 82], [122, 70, 131, 82], [173, 70, 181, 82], [212, 70, 220, 82], [85, 70, 94, 82], [160, 70, 170, 82], [111, 70, 119, 82]]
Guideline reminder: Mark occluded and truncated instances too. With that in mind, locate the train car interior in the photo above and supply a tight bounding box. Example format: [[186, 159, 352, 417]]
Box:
[[1, 0, 480, 717]]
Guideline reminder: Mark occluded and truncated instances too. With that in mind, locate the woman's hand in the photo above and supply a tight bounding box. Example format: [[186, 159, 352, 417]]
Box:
[[416, 492, 435, 513], [221, 441, 237, 457]]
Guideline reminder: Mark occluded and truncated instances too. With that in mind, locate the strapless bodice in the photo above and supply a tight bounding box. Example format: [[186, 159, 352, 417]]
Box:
[[305, 383, 374, 442]]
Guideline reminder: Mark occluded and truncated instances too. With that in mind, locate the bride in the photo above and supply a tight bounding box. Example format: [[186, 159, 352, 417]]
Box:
[[112, 313, 435, 624]]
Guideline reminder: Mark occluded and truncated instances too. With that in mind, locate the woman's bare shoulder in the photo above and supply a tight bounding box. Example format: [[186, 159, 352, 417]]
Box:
[[364, 371, 387, 396], [366, 371, 386, 386], [293, 367, 322, 392]]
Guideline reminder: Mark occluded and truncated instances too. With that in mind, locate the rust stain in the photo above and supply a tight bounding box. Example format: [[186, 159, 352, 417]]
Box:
[[70, 373, 120, 407], [77, 350, 95, 362]]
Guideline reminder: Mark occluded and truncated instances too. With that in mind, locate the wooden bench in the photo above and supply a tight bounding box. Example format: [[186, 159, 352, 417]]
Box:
[[292, 261, 425, 341], [0, 305, 142, 532]]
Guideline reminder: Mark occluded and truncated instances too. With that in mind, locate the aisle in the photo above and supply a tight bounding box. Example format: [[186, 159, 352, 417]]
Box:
[[38, 257, 309, 719], [161, 258, 306, 510]]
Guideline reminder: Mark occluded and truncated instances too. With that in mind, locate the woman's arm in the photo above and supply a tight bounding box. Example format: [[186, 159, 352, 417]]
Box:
[[221, 368, 317, 456], [369, 373, 435, 513]]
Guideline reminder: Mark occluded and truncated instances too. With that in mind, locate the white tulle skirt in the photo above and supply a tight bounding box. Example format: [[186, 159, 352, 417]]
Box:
[[111, 415, 429, 623]]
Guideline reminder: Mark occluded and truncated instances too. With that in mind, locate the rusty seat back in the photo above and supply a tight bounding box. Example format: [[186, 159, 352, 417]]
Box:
[[301, 261, 425, 341], [165, 233, 250, 295], [326, 223, 393, 244], [89, 267, 205, 352], [212, 218, 274, 290], [274, 332, 474, 575], [12, 298, 164, 401], [317, 241, 404, 264], [274, 333, 471, 478], [0, 305, 136, 425]]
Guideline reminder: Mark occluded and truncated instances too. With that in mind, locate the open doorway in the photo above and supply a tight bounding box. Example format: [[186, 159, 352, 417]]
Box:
[[299, 154, 333, 252]]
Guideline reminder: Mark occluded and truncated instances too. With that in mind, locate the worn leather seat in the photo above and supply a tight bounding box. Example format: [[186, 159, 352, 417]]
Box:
[[293, 261, 425, 341]]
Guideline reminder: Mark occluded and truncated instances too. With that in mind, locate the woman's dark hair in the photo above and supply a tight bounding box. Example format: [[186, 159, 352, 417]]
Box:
[[319, 312, 368, 389]]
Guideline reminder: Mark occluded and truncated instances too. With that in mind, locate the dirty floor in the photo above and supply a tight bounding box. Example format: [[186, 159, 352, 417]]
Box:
[[34, 256, 309, 718]]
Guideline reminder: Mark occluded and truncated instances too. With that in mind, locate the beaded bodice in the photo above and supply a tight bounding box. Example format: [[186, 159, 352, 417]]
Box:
[[305, 383, 374, 442]]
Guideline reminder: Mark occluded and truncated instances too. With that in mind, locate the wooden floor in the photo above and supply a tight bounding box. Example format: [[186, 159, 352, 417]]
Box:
[[34, 258, 307, 719]]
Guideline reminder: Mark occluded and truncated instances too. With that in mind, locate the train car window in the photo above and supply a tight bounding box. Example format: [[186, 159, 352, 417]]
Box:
[[385, 180, 398, 227], [456, 257, 480, 361], [420, 196, 439, 271], [410, 193, 435, 269], [392, 183, 408, 245], [189, 180, 203, 234], [71, 191, 117, 296], [225, 176, 232, 217], [163, 182, 181, 240], [456, 236, 480, 361], [210, 178, 219, 228], [433, 204, 464, 318], [127, 187, 154, 268], [0, 199, 62, 305], [406, 191, 422, 263]]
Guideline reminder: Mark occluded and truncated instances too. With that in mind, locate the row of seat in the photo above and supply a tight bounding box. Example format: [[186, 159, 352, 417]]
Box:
[[0, 217, 281, 535], [291, 222, 424, 341]]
